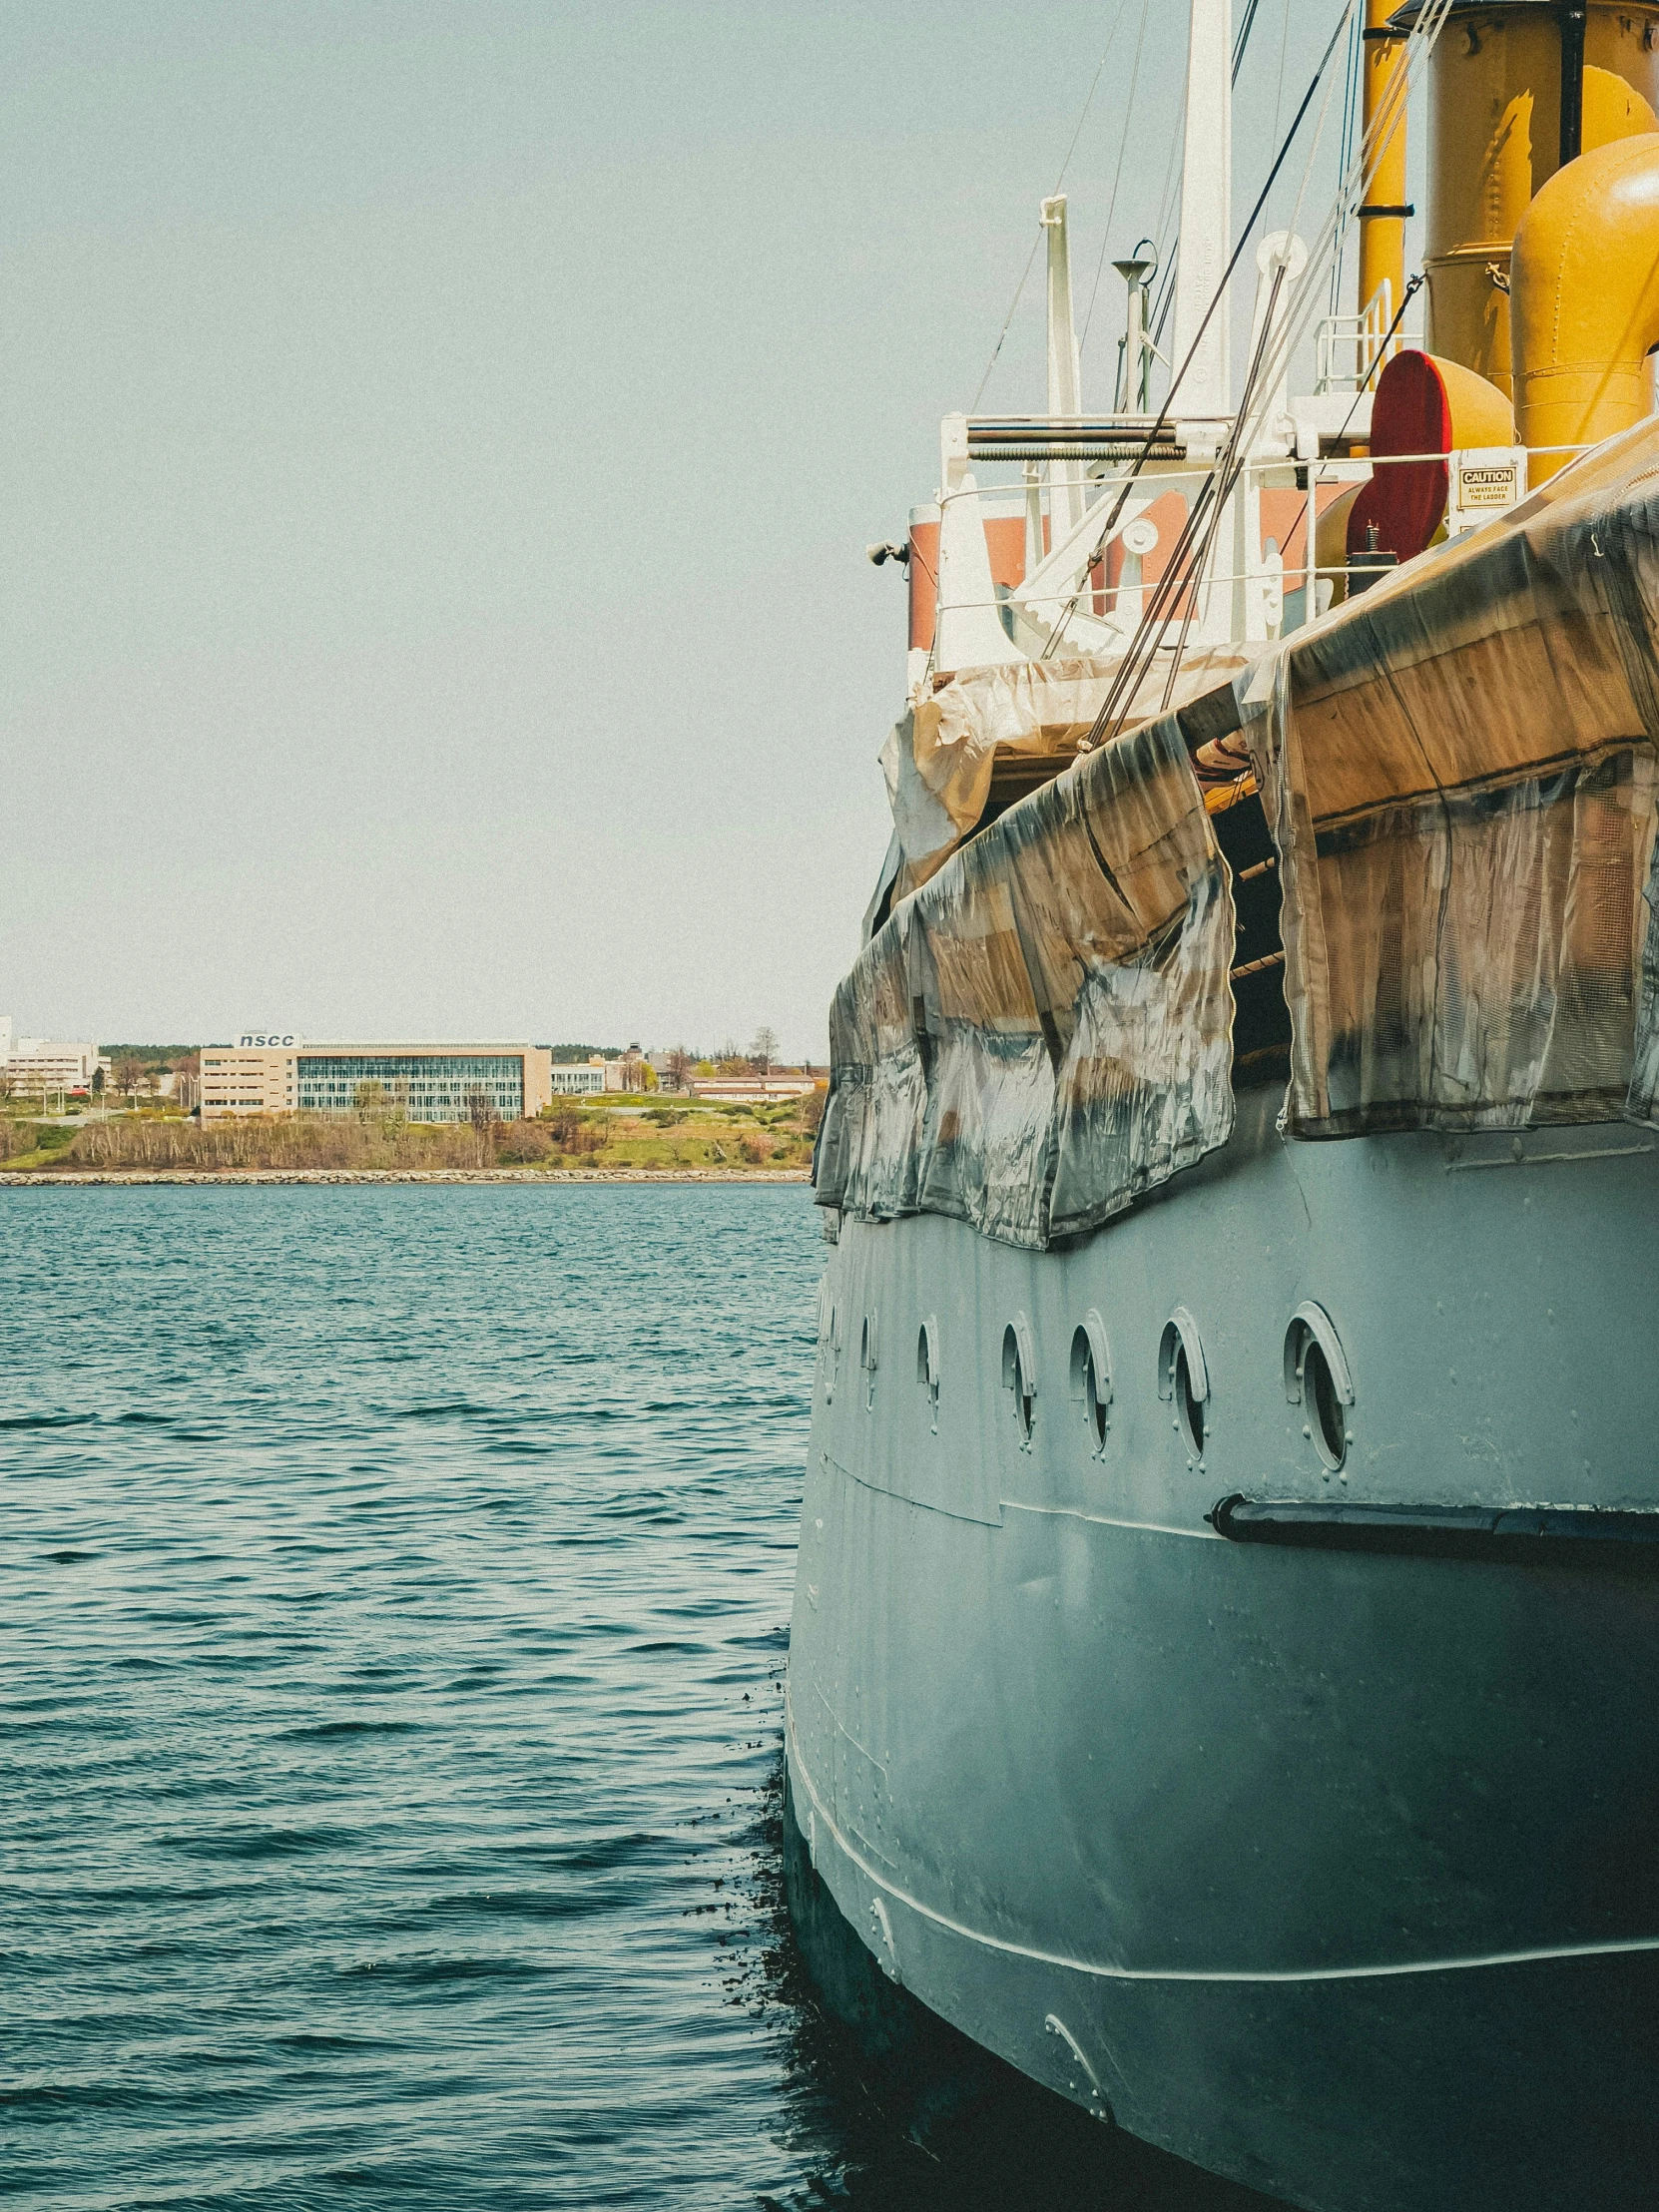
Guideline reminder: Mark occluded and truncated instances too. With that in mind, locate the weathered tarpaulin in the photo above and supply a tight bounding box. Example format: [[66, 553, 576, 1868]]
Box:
[[827, 424, 1659, 1249], [880, 646, 1254, 897], [1244, 416, 1659, 1136], [818, 708, 1235, 1248]]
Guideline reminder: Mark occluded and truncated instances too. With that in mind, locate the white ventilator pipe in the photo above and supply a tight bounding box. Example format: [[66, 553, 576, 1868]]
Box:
[[1041, 195, 1086, 543]]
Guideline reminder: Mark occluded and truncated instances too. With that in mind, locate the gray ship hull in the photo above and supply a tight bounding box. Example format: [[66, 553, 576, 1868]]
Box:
[[783, 1089, 1659, 2209]]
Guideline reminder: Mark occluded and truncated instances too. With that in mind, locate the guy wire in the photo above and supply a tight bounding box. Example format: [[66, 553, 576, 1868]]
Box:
[[1039, 0, 1359, 661], [1044, 0, 1449, 683], [971, 0, 1132, 411]]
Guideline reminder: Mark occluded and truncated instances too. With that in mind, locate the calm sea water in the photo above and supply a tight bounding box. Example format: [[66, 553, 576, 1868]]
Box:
[[3, 1185, 1269, 2212]]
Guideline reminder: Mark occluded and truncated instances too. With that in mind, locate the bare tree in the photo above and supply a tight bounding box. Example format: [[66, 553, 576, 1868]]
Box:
[[463, 1085, 500, 1166], [114, 1054, 145, 1103], [749, 1025, 780, 1078], [663, 1045, 694, 1093]]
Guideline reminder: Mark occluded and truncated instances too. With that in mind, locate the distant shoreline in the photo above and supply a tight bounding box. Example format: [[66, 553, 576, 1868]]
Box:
[[0, 1167, 814, 1189]]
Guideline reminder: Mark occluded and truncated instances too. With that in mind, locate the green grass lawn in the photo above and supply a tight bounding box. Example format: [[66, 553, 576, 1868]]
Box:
[[0, 1095, 822, 1175]]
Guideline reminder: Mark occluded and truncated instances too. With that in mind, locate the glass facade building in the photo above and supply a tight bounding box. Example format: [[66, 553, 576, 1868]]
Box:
[[297, 1052, 529, 1123], [198, 1042, 553, 1124]]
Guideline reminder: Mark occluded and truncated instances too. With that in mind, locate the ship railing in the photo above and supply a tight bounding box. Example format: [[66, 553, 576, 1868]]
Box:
[[926, 441, 1596, 655], [1313, 280, 1420, 392], [936, 442, 1591, 504]]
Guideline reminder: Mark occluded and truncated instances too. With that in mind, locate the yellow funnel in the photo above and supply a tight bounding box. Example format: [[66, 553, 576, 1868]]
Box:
[[1424, 3, 1659, 393], [1511, 132, 1659, 482]]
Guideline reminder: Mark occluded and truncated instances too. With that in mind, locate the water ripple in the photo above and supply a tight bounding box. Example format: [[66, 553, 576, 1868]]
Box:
[[2, 1188, 821, 2211], [3, 1184, 1268, 2212]]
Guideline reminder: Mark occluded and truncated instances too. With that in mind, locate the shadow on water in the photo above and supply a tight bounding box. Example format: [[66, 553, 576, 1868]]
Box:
[[730, 1711, 1285, 2212]]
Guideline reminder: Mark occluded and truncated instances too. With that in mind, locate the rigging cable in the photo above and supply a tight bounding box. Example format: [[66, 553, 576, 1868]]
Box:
[[1081, 1, 1421, 700], [1269, 0, 1294, 152], [1335, 271, 1423, 439], [1039, 0, 1360, 659], [1233, 0, 1266, 81], [970, 0, 1132, 410], [1154, 259, 1292, 705], [1059, 0, 1452, 717], [970, 236, 1044, 414], [1328, 4, 1366, 316], [1146, 0, 1270, 357], [1144, 84, 1189, 355], [1151, 45, 1345, 712], [1080, 0, 1154, 353]]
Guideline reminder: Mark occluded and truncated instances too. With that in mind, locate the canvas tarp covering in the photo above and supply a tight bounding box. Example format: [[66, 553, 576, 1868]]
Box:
[[826, 420, 1659, 1251], [1244, 415, 1659, 1136], [880, 646, 1254, 896], [818, 707, 1235, 1248]]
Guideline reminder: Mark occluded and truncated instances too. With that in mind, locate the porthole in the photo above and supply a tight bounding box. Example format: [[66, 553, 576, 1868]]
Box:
[[1002, 1316, 1036, 1446], [1158, 1309, 1210, 1463], [916, 1316, 940, 1431], [1068, 1311, 1112, 1452], [1174, 1346, 1204, 1455], [823, 1299, 841, 1402], [1284, 1304, 1354, 1471], [1305, 1342, 1346, 1464], [859, 1312, 878, 1410]]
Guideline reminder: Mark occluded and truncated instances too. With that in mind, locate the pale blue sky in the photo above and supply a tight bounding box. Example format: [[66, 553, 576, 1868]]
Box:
[[0, 1, 1408, 1056]]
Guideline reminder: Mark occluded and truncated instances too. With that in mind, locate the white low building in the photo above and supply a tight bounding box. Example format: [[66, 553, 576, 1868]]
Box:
[[690, 1074, 821, 1103], [549, 1063, 606, 1095], [0, 1014, 101, 1097], [548, 1054, 648, 1094]]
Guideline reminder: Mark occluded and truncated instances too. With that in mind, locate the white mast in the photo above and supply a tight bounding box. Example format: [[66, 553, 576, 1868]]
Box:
[[1041, 194, 1085, 543], [1173, 0, 1232, 425]]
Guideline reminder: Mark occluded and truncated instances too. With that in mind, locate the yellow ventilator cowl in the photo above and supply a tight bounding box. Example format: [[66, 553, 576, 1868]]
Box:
[[1511, 132, 1659, 483]]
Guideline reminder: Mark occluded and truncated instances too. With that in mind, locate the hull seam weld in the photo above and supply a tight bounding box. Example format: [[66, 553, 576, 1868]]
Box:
[[785, 1691, 1659, 1986]]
